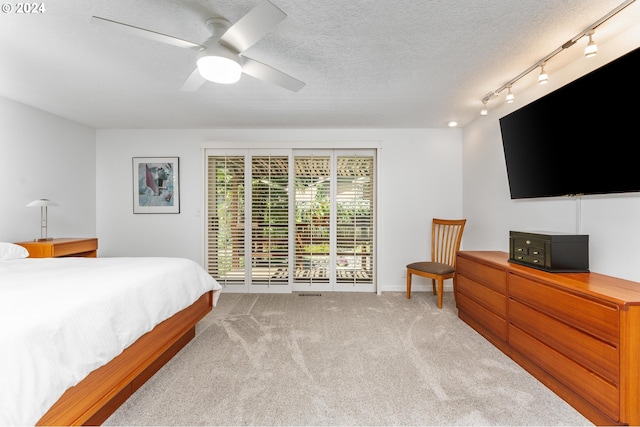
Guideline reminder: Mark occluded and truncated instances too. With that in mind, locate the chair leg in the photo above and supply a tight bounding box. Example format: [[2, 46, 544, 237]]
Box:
[[431, 279, 436, 295], [406, 272, 412, 299], [437, 278, 444, 309]]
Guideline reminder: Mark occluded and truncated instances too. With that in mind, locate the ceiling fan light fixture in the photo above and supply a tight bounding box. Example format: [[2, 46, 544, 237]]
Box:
[[197, 45, 242, 84]]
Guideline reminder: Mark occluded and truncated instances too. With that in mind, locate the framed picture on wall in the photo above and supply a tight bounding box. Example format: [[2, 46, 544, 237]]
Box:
[[132, 157, 180, 214]]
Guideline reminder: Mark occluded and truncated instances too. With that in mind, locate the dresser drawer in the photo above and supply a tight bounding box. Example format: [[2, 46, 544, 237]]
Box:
[[457, 274, 506, 318], [456, 256, 506, 294], [457, 292, 508, 342], [52, 239, 98, 257], [509, 298, 619, 384], [510, 324, 619, 421], [509, 273, 619, 345]]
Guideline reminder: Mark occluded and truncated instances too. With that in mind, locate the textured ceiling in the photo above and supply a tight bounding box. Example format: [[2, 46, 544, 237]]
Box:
[[1, 0, 638, 129]]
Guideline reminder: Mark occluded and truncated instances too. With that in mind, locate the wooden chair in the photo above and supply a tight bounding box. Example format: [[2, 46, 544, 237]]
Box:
[[406, 218, 466, 309]]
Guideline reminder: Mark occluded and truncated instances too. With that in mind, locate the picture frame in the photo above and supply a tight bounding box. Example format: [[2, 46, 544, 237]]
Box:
[[132, 157, 180, 214]]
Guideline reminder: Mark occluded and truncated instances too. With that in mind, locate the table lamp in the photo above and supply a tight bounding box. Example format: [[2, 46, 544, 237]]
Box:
[[26, 198, 58, 241]]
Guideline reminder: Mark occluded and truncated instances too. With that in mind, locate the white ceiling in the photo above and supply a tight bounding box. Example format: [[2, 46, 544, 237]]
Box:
[[1, 0, 638, 129]]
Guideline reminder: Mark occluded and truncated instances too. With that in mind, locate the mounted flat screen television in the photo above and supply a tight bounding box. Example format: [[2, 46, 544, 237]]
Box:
[[499, 46, 640, 199]]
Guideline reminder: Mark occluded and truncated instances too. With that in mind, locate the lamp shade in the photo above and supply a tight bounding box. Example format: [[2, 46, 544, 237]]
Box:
[[26, 198, 59, 207]]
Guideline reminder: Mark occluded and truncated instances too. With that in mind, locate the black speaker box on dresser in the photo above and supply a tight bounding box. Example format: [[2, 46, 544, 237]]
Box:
[[509, 230, 589, 272]]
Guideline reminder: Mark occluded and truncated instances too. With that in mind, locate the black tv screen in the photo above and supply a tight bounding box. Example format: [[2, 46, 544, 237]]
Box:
[[499, 46, 640, 199]]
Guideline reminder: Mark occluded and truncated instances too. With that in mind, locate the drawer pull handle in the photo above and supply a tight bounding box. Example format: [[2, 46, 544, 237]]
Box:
[[533, 259, 539, 263], [526, 240, 531, 245], [517, 248, 524, 252], [532, 251, 539, 255]]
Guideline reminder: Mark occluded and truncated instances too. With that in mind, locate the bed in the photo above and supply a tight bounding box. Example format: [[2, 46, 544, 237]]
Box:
[[0, 242, 222, 426]]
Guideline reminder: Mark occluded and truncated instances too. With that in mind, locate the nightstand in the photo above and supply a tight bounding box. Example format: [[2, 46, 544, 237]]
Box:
[[14, 238, 98, 258]]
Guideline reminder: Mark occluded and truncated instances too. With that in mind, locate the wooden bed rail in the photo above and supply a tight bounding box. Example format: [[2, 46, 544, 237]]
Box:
[[37, 291, 213, 426]]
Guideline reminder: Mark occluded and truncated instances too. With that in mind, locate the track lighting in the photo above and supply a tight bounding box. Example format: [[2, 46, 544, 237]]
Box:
[[584, 29, 598, 58], [478, 0, 634, 113], [538, 63, 549, 85], [505, 86, 514, 103]]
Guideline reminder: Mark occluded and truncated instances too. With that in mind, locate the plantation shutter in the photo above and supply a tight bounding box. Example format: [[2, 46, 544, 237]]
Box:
[[206, 155, 245, 286], [250, 155, 290, 286], [294, 156, 331, 284], [336, 155, 374, 285], [206, 148, 375, 292]]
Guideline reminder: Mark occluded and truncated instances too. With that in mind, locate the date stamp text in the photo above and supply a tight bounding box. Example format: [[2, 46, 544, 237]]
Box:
[[2, 3, 46, 13]]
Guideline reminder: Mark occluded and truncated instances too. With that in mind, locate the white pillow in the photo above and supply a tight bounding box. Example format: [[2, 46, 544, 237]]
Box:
[[0, 242, 30, 260]]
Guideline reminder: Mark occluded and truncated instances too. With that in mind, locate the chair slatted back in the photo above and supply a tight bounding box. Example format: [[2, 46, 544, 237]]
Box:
[[431, 218, 467, 267]]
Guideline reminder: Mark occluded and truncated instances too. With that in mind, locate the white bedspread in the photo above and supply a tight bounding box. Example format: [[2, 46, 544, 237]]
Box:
[[0, 257, 221, 426]]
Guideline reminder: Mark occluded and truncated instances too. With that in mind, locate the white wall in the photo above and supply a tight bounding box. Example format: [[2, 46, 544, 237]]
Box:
[[0, 97, 96, 243], [7, 22, 638, 291], [462, 25, 640, 282], [96, 128, 463, 292]]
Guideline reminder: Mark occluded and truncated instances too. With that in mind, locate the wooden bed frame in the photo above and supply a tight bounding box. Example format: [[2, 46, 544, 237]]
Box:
[[37, 290, 213, 426]]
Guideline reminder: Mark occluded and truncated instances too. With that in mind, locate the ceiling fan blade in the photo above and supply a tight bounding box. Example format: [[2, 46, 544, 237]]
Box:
[[180, 68, 206, 92], [219, 0, 286, 53], [241, 56, 305, 92], [91, 16, 204, 51]]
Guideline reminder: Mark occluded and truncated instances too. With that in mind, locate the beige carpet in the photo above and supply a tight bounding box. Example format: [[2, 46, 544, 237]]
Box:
[[104, 292, 593, 426]]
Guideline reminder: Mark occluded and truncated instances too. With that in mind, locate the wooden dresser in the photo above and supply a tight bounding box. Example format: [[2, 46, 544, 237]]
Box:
[[15, 238, 98, 258], [455, 250, 640, 426]]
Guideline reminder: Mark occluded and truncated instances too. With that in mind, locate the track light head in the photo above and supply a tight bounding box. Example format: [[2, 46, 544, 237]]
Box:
[[480, 101, 488, 116], [585, 29, 598, 58], [538, 62, 549, 85], [505, 86, 514, 103]]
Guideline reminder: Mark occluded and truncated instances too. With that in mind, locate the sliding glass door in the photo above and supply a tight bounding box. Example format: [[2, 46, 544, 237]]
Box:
[[206, 148, 375, 293], [293, 152, 374, 290]]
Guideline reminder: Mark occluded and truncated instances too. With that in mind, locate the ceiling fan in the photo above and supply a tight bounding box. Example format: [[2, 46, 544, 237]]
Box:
[[91, 0, 305, 92]]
